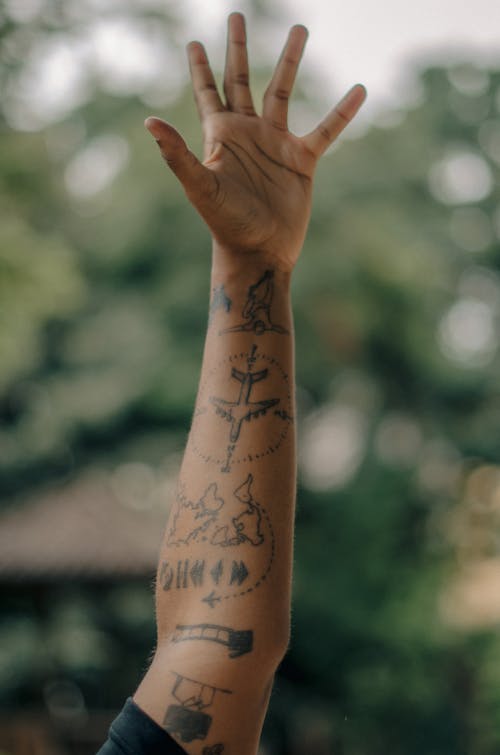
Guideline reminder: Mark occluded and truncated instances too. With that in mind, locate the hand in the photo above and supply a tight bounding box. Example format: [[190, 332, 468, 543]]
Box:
[[145, 12, 366, 273]]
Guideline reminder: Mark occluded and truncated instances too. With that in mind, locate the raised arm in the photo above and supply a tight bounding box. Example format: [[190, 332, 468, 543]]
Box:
[[133, 13, 366, 754]]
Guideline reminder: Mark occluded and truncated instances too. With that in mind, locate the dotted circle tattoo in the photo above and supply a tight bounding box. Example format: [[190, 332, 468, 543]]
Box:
[[220, 499, 275, 603], [190, 345, 293, 473]]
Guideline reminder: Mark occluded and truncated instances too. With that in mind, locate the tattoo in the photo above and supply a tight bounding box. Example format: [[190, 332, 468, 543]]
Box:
[[159, 558, 253, 599], [167, 478, 264, 548], [173, 623, 253, 658], [220, 270, 288, 336], [164, 671, 232, 743], [203, 746, 224, 755], [191, 346, 292, 473], [274, 408, 293, 423], [161, 475, 275, 605], [210, 344, 280, 445], [209, 284, 232, 324], [159, 559, 206, 590]]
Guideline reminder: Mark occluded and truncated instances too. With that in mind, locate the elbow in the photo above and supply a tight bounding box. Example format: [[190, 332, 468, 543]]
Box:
[[260, 616, 291, 671]]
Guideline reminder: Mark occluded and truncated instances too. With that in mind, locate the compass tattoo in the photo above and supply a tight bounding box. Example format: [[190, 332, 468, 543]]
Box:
[[191, 346, 293, 473]]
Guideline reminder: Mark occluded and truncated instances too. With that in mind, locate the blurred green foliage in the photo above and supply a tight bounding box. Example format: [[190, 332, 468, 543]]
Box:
[[2, 1, 500, 753]]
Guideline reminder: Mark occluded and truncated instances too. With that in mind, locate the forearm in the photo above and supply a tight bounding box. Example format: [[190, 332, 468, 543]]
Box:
[[156, 244, 295, 641], [134, 244, 296, 752]]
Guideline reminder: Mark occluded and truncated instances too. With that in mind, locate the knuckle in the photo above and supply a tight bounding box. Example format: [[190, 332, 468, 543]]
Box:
[[272, 88, 289, 101], [334, 107, 350, 123], [199, 82, 218, 92], [234, 73, 249, 86], [317, 124, 331, 142], [271, 119, 287, 131]]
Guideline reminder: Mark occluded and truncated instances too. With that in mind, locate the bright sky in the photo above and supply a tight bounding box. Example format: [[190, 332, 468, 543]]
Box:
[[6, 0, 500, 134], [181, 0, 500, 127]]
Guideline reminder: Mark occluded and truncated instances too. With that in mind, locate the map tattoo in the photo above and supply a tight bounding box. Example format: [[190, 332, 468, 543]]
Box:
[[220, 269, 288, 336], [161, 475, 275, 605], [167, 478, 264, 548]]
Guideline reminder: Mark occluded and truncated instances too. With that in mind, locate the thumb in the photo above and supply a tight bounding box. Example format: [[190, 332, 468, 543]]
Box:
[[144, 116, 217, 202]]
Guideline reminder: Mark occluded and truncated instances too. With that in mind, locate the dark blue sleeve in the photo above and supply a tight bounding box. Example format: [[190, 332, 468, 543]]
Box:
[[96, 698, 187, 755]]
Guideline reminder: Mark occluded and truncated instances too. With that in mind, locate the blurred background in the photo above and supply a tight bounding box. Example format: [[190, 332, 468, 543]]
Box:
[[1, 0, 500, 752]]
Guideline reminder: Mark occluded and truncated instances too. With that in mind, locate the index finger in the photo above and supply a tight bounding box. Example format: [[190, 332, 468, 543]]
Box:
[[301, 84, 367, 158]]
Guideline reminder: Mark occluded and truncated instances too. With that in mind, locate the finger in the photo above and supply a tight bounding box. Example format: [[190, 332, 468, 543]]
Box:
[[223, 12, 256, 115], [262, 25, 308, 131], [187, 41, 225, 122], [302, 84, 367, 158], [145, 116, 219, 204]]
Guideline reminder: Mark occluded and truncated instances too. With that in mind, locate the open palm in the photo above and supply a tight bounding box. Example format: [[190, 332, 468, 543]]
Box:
[[145, 13, 366, 272]]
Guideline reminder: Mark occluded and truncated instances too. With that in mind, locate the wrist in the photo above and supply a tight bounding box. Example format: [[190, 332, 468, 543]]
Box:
[[211, 241, 293, 292]]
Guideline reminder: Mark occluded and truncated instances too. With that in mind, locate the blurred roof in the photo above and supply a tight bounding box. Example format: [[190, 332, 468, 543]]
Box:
[[0, 473, 170, 580]]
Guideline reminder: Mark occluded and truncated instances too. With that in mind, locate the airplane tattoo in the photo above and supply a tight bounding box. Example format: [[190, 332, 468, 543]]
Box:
[[210, 345, 280, 443]]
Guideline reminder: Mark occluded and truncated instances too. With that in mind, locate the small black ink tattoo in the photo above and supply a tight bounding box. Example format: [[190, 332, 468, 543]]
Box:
[[202, 590, 222, 609], [220, 270, 288, 335], [164, 672, 231, 743], [210, 345, 280, 444], [230, 559, 249, 585], [191, 347, 292, 473], [167, 479, 264, 549], [209, 284, 232, 324], [159, 559, 206, 591], [173, 623, 253, 658], [203, 745, 225, 755], [274, 408, 294, 423], [210, 345, 280, 471], [163, 475, 276, 606]]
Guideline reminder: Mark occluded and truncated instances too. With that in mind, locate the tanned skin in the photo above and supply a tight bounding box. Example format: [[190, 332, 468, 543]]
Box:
[[133, 13, 366, 755]]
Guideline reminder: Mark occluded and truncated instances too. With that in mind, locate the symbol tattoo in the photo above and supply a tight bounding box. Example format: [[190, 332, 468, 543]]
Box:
[[203, 745, 224, 755], [209, 284, 232, 324], [210, 344, 280, 444], [173, 623, 253, 658], [159, 559, 251, 594], [220, 269, 288, 336], [164, 672, 232, 743], [191, 347, 292, 472]]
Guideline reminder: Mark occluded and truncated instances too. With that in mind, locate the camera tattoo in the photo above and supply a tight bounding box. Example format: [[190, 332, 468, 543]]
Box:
[[203, 745, 224, 755], [164, 671, 231, 743]]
